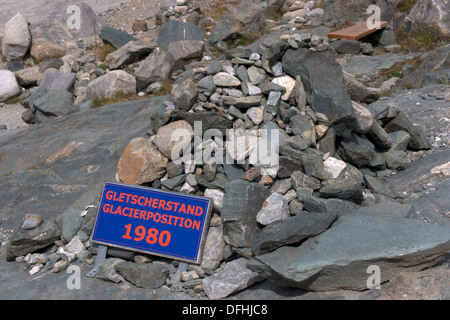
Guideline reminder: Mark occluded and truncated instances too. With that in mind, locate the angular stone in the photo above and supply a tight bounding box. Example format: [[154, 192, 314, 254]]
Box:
[[214, 0, 264, 35], [222, 95, 262, 109], [14, 67, 40, 86], [282, 48, 356, 131], [323, 156, 346, 179], [294, 75, 307, 111], [384, 111, 431, 150], [367, 121, 393, 149], [271, 75, 296, 101], [202, 258, 262, 300], [86, 70, 136, 100], [153, 120, 194, 160], [99, 26, 137, 49], [343, 71, 371, 103], [209, 27, 235, 44], [200, 225, 225, 271], [117, 137, 168, 185], [204, 189, 225, 213], [339, 133, 376, 167], [386, 149, 411, 171], [2, 13, 31, 61], [116, 262, 169, 289], [168, 40, 204, 70], [135, 49, 175, 91], [389, 130, 411, 151], [330, 39, 360, 54], [319, 178, 363, 203], [248, 215, 450, 291], [33, 90, 74, 123], [291, 171, 320, 190], [221, 180, 271, 248], [290, 114, 316, 147], [351, 101, 373, 133], [6, 220, 61, 261], [105, 40, 154, 70], [303, 196, 359, 216], [251, 211, 337, 255], [171, 79, 197, 111], [21, 214, 44, 230], [157, 21, 205, 48], [256, 193, 289, 226], [30, 41, 66, 62]]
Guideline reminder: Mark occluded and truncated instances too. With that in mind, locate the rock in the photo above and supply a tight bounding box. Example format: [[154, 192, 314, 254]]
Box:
[[272, 75, 296, 101], [282, 48, 356, 132], [97, 258, 126, 283], [6, 220, 61, 261], [213, 72, 241, 87], [135, 48, 175, 91], [170, 110, 233, 136], [171, 79, 197, 111], [248, 215, 450, 291], [291, 170, 320, 190], [2, 13, 31, 61], [14, 67, 40, 86], [202, 258, 262, 300], [386, 149, 410, 170], [330, 39, 360, 54], [157, 21, 205, 48], [214, 0, 264, 35], [251, 211, 337, 255], [256, 193, 289, 226], [209, 27, 235, 45], [105, 40, 154, 70], [204, 189, 224, 213], [32, 90, 75, 123], [30, 41, 66, 62], [294, 75, 307, 111], [351, 101, 373, 133], [389, 130, 411, 151], [352, 201, 416, 219], [98, 26, 137, 49], [200, 225, 225, 271], [6, 61, 25, 72], [132, 19, 148, 32], [168, 40, 204, 70], [319, 178, 363, 203], [0, 70, 21, 102], [117, 137, 168, 185], [338, 133, 376, 167], [367, 121, 393, 150], [406, 0, 449, 39], [384, 111, 431, 150], [197, 75, 215, 92], [222, 95, 262, 109], [21, 214, 43, 230], [246, 106, 264, 125], [64, 236, 84, 255], [221, 179, 271, 248], [290, 114, 316, 147], [86, 70, 136, 100], [343, 71, 371, 103], [116, 262, 169, 289], [303, 196, 359, 216], [52, 260, 69, 273], [323, 156, 346, 179]]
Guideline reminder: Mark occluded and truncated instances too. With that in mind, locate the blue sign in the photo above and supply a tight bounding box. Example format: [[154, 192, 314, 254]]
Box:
[[91, 182, 212, 264]]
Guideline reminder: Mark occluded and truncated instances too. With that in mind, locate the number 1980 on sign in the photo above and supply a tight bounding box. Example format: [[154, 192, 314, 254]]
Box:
[[122, 224, 171, 247]]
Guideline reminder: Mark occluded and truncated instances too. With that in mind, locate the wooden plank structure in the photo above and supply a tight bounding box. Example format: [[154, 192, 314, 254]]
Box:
[[328, 21, 388, 40]]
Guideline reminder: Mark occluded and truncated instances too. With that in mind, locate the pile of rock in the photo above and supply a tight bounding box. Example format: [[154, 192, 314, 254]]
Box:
[[155, 0, 202, 26]]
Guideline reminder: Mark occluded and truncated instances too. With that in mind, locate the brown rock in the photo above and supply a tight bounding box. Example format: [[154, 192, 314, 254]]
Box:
[[117, 137, 168, 185], [152, 120, 194, 160]]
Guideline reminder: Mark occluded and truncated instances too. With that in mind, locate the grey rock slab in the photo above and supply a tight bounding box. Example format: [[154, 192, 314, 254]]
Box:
[[282, 48, 356, 132], [135, 49, 175, 91], [99, 26, 137, 49], [105, 40, 154, 70], [251, 211, 337, 255], [6, 220, 61, 261], [221, 179, 271, 248], [157, 20, 205, 48], [248, 215, 450, 291], [202, 257, 263, 300], [85, 70, 136, 100], [116, 262, 169, 289], [0, 70, 21, 102]]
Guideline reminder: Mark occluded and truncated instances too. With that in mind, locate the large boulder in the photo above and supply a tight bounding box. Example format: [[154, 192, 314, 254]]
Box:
[[0, 70, 21, 102], [214, 0, 264, 35], [157, 20, 205, 49], [105, 40, 155, 70], [282, 48, 356, 134], [98, 26, 137, 49], [406, 0, 450, 39], [2, 13, 31, 61], [117, 137, 168, 185], [85, 70, 136, 100], [135, 49, 175, 91], [248, 214, 450, 291]]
